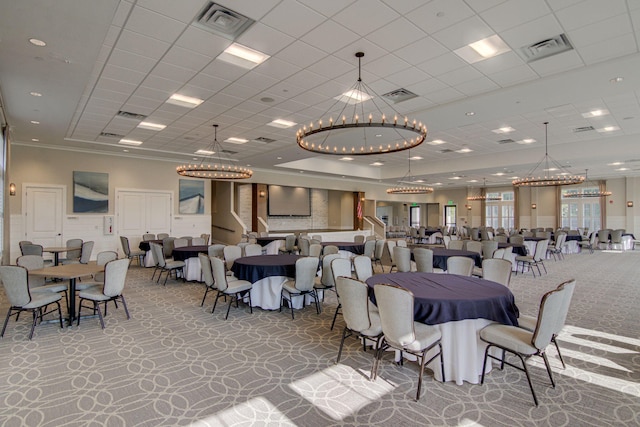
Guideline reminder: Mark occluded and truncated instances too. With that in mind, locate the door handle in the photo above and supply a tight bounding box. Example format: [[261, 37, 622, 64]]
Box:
[[57, 233, 62, 236]]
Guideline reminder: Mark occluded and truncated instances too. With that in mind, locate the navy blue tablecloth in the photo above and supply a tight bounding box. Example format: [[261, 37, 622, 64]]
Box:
[[322, 241, 364, 255], [256, 237, 285, 247], [172, 245, 210, 261], [497, 242, 527, 256], [430, 248, 482, 270], [366, 272, 518, 326], [139, 239, 163, 251], [231, 254, 302, 283]]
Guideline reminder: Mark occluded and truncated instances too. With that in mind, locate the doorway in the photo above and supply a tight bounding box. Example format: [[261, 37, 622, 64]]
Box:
[[444, 205, 457, 229], [24, 184, 64, 247]]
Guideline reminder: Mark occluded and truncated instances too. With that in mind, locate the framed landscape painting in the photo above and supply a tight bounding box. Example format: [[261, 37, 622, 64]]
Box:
[[73, 171, 108, 213], [179, 179, 204, 214]]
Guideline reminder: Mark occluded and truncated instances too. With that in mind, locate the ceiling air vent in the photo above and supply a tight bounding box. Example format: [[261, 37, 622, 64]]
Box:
[[520, 34, 573, 62], [496, 138, 515, 144], [573, 126, 595, 133], [194, 2, 255, 40], [253, 136, 276, 144], [439, 148, 454, 153], [221, 149, 237, 155], [381, 88, 418, 104], [99, 132, 125, 138], [117, 110, 147, 120]]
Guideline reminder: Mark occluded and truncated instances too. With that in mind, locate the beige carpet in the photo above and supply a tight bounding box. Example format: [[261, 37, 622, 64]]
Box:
[[0, 249, 639, 426]]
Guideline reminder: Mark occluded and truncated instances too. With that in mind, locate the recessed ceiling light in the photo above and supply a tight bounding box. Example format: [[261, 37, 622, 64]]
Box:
[[29, 38, 46, 47], [492, 172, 505, 176], [414, 179, 425, 183], [465, 111, 475, 116], [432, 182, 443, 186], [449, 176, 462, 180], [267, 119, 297, 129], [427, 139, 446, 145], [511, 176, 518, 180], [119, 139, 143, 146], [467, 179, 478, 183], [218, 42, 270, 69], [454, 35, 510, 63], [137, 121, 166, 131], [30, 120, 40, 124], [334, 89, 371, 105], [375, 134, 382, 137], [277, 156, 283, 160], [29, 91, 42, 97], [166, 93, 204, 108], [123, 149, 130, 152], [610, 77, 623, 83], [617, 167, 629, 171], [608, 162, 623, 166], [492, 126, 515, 134], [31, 138, 39, 142], [410, 156, 423, 160], [299, 171, 304, 173], [456, 147, 473, 153], [224, 137, 249, 144], [516, 138, 536, 144], [192, 157, 197, 160], [597, 126, 619, 132], [543, 167, 558, 171], [340, 157, 354, 161], [370, 161, 384, 166], [559, 172, 570, 176], [581, 109, 609, 118], [195, 149, 215, 155]]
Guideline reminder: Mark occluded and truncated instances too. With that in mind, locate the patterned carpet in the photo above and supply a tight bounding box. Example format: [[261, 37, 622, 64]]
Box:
[[0, 249, 639, 426]]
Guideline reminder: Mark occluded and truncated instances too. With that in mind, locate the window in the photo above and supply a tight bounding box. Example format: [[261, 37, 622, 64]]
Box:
[[410, 206, 420, 228], [444, 205, 456, 229], [486, 191, 514, 230], [561, 188, 601, 231]]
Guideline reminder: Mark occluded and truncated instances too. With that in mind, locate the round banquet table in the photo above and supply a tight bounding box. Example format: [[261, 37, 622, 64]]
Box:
[[139, 239, 163, 267], [322, 241, 364, 256], [429, 248, 482, 271], [366, 272, 519, 384], [497, 242, 527, 256], [256, 237, 285, 255], [256, 236, 285, 246], [231, 254, 317, 310], [172, 245, 210, 281]]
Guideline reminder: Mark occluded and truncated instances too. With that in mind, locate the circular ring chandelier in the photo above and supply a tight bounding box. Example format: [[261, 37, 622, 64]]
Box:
[[176, 125, 253, 180], [512, 122, 584, 187], [467, 178, 502, 201], [562, 169, 611, 198], [386, 152, 434, 195], [296, 52, 427, 156]]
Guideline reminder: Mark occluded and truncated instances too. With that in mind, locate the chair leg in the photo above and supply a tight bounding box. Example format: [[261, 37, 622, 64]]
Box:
[[330, 303, 341, 330], [225, 294, 234, 320], [552, 336, 566, 369], [28, 310, 38, 340], [336, 326, 350, 363], [201, 286, 211, 307], [119, 295, 130, 320], [1, 308, 12, 337], [56, 301, 63, 329], [517, 353, 539, 406], [481, 344, 491, 384], [77, 298, 83, 326], [416, 349, 428, 401], [211, 292, 222, 314], [541, 352, 556, 388], [95, 301, 105, 329]]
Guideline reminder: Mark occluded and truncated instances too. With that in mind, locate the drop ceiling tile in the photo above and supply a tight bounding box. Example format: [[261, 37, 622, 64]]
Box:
[[122, 97, 161, 114], [472, 51, 525, 74], [112, 1, 134, 27], [261, 0, 326, 38], [553, 0, 628, 32], [94, 77, 138, 95], [385, 67, 432, 88], [88, 91, 128, 106], [134, 86, 174, 102], [214, 0, 281, 20], [426, 87, 465, 104], [579, 33, 637, 65], [333, 0, 400, 36], [333, 38, 388, 64], [163, 45, 213, 72], [432, 15, 495, 50], [395, 37, 449, 65], [101, 64, 147, 86], [527, 49, 583, 76], [301, 20, 360, 54], [364, 54, 411, 79], [253, 57, 302, 81], [487, 64, 538, 87], [480, 0, 551, 33], [307, 55, 355, 80], [407, 0, 475, 34], [297, 0, 356, 17], [136, 0, 203, 24], [152, 62, 195, 85], [141, 75, 184, 93], [283, 69, 330, 91], [115, 29, 171, 60], [567, 13, 632, 48], [187, 73, 230, 93], [406, 78, 448, 96], [438, 66, 484, 86], [175, 26, 231, 57], [380, 0, 425, 14], [275, 40, 327, 69], [108, 48, 157, 74], [201, 58, 250, 81], [366, 17, 425, 51], [464, 0, 508, 13], [235, 100, 271, 114], [103, 26, 121, 48], [417, 52, 467, 76], [125, 5, 187, 43], [499, 14, 564, 52], [236, 23, 295, 56]]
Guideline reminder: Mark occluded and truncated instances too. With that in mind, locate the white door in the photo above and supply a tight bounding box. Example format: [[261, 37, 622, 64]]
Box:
[[117, 190, 172, 245], [24, 184, 64, 247]]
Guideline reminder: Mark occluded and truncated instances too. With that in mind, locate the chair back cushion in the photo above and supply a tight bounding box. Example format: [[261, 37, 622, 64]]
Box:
[[103, 258, 130, 297], [481, 241, 498, 259], [294, 257, 319, 291], [309, 244, 322, 258], [353, 256, 373, 281], [173, 238, 188, 248], [96, 251, 118, 266], [80, 241, 94, 263], [210, 257, 229, 292], [323, 245, 339, 256], [394, 246, 412, 272], [199, 253, 214, 287], [531, 286, 566, 349], [374, 284, 415, 347], [208, 244, 225, 258], [244, 244, 263, 257], [447, 256, 474, 276], [22, 244, 44, 256], [66, 239, 83, 259], [413, 248, 433, 273], [321, 254, 341, 287], [336, 277, 371, 332], [150, 243, 165, 267], [481, 258, 512, 286], [0, 266, 31, 306], [223, 245, 242, 269], [330, 257, 352, 285]]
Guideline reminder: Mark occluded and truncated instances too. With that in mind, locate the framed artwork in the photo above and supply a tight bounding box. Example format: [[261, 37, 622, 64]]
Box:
[[179, 179, 204, 214], [73, 171, 108, 213]]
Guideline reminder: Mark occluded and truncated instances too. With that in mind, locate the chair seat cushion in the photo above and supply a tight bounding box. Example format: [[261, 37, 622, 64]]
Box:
[[514, 255, 533, 262], [282, 280, 298, 294], [517, 314, 537, 332], [165, 260, 185, 268], [130, 250, 146, 256], [30, 284, 67, 293], [23, 292, 62, 308], [75, 282, 102, 291], [224, 280, 252, 294], [403, 322, 441, 352], [78, 288, 111, 301], [360, 311, 383, 336], [480, 323, 536, 355], [472, 266, 483, 277]]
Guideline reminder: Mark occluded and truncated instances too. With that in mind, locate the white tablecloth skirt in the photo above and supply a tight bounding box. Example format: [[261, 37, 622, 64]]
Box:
[[244, 276, 322, 310], [144, 250, 156, 267], [386, 318, 502, 385], [264, 240, 282, 255], [183, 257, 202, 281]]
